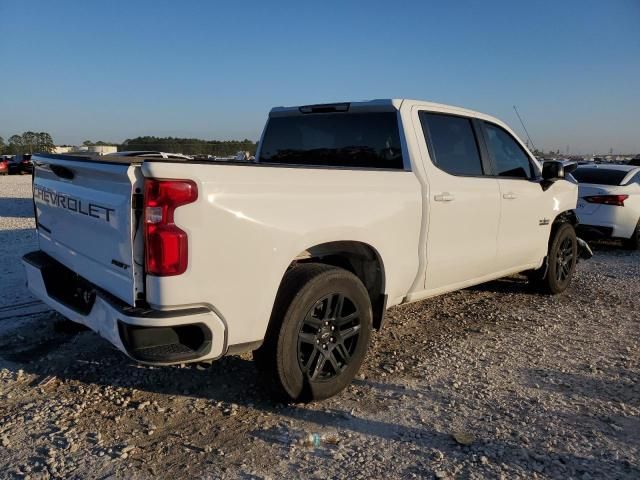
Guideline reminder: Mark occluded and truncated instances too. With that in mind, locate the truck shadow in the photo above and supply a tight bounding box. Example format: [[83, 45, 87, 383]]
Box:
[[523, 365, 640, 406], [0, 315, 637, 478], [588, 238, 640, 254], [0, 197, 35, 219]]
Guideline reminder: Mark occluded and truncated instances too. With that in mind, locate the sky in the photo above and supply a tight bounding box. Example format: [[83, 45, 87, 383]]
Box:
[[0, 0, 639, 154]]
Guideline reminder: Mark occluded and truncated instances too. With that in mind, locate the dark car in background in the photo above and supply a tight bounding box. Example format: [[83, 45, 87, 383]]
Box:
[[3, 154, 33, 174], [6, 156, 22, 174], [19, 154, 33, 174]]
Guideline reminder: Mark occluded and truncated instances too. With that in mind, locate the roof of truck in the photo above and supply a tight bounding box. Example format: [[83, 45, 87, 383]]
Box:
[[270, 99, 489, 119]]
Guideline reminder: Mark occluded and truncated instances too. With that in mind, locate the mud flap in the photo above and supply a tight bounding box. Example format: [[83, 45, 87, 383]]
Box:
[[577, 237, 593, 261]]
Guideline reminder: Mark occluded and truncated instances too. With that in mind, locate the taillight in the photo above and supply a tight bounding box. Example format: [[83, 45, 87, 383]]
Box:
[[583, 194, 628, 207], [144, 179, 198, 276]]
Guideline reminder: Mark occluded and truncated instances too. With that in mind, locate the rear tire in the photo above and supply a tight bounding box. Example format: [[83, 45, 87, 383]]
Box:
[[253, 263, 372, 402], [622, 219, 640, 250], [528, 223, 578, 294]]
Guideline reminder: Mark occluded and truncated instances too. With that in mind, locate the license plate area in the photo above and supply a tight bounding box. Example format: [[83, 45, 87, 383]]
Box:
[[40, 256, 97, 315]]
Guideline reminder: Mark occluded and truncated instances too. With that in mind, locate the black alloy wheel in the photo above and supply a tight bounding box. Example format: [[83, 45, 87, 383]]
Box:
[[253, 263, 372, 402], [555, 236, 575, 283], [297, 293, 361, 382], [528, 222, 577, 294]]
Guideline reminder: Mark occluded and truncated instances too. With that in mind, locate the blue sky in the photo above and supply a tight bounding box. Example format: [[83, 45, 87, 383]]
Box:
[[1, 0, 638, 153]]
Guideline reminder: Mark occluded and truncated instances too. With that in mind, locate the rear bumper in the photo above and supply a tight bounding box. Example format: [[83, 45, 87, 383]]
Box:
[[576, 224, 614, 239], [576, 205, 638, 239], [22, 251, 227, 365]]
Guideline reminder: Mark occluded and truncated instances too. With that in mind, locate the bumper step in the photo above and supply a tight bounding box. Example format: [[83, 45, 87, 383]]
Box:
[[117, 321, 212, 363]]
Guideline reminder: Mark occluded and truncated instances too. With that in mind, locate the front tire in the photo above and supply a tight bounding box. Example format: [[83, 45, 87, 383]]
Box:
[[528, 223, 578, 294], [622, 219, 640, 250], [254, 263, 372, 402]]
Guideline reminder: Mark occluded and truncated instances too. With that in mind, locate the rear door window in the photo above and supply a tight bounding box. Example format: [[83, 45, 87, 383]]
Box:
[[483, 123, 534, 179], [419, 112, 484, 176], [258, 112, 404, 169]]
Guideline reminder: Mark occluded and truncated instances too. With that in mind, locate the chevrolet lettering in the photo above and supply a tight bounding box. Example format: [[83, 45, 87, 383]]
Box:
[[33, 185, 115, 222]]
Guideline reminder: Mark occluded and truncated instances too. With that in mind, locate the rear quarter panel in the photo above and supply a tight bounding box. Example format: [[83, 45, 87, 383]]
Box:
[[141, 162, 422, 347]]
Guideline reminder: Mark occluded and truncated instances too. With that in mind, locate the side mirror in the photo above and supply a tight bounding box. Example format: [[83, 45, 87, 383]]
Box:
[[563, 161, 578, 174], [542, 160, 565, 181]]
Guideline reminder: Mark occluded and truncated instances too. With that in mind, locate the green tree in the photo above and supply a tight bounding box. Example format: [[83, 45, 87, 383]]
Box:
[[36, 132, 55, 153], [22, 131, 36, 153], [0, 136, 5, 155], [8, 135, 23, 155], [121, 136, 258, 156]]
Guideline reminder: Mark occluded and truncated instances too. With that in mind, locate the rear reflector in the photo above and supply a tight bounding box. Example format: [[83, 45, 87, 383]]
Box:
[[583, 194, 628, 207], [144, 179, 197, 276]]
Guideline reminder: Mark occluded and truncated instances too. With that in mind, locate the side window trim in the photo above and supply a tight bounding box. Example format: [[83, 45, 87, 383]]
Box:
[[471, 118, 495, 176], [480, 121, 537, 180], [419, 111, 438, 171], [419, 110, 489, 178]]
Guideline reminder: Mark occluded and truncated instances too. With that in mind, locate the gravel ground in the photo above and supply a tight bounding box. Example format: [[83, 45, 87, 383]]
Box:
[[0, 174, 638, 479]]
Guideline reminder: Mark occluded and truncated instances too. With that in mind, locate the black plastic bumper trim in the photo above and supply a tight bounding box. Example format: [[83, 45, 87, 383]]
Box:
[[23, 250, 209, 319], [576, 225, 614, 239]]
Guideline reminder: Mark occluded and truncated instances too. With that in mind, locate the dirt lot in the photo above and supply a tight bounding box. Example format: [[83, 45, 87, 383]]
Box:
[[0, 174, 639, 479]]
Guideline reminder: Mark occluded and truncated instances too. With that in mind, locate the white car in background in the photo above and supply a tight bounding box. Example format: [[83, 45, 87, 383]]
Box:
[[574, 165, 640, 249]]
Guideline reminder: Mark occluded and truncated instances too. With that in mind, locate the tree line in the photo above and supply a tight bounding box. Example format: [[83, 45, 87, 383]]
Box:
[[121, 136, 257, 156], [1, 133, 258, 157], [0, 132, 56, 155]]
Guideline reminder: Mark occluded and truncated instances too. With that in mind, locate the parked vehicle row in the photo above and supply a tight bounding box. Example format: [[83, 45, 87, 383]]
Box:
[[0, 154, 33, 175], [23, 99, 590, 401]]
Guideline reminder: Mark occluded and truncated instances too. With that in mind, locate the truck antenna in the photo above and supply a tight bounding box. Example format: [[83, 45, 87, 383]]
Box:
[[513, 105, 536, 152]]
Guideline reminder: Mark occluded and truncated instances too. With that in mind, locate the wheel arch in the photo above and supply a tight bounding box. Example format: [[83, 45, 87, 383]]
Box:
[[553, 209, 578, 227], [550, 209, 578, 244], [279, 240, 387, 330]]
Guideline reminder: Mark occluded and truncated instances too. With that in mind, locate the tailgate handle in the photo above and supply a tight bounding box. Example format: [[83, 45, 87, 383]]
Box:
[[50, 164, 74, 180]]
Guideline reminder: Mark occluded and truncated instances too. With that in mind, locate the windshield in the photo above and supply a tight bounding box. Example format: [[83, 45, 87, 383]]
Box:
[[258, 112, 405, 169]]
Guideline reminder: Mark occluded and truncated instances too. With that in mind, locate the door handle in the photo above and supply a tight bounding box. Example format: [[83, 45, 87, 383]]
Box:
[[434, 192, 455, 202], [503, 192, 517, 200]]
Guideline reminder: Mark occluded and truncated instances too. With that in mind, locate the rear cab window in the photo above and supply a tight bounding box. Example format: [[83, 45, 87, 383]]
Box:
[[258, 112, 405, 169], [572, 168, 629, 186]]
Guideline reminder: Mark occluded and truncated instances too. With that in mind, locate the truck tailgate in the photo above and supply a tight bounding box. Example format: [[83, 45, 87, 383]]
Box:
[[32, 155, 144, 306]]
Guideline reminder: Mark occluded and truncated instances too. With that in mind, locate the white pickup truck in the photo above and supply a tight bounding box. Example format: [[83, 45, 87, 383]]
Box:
[[23, 99, 586, 401]]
